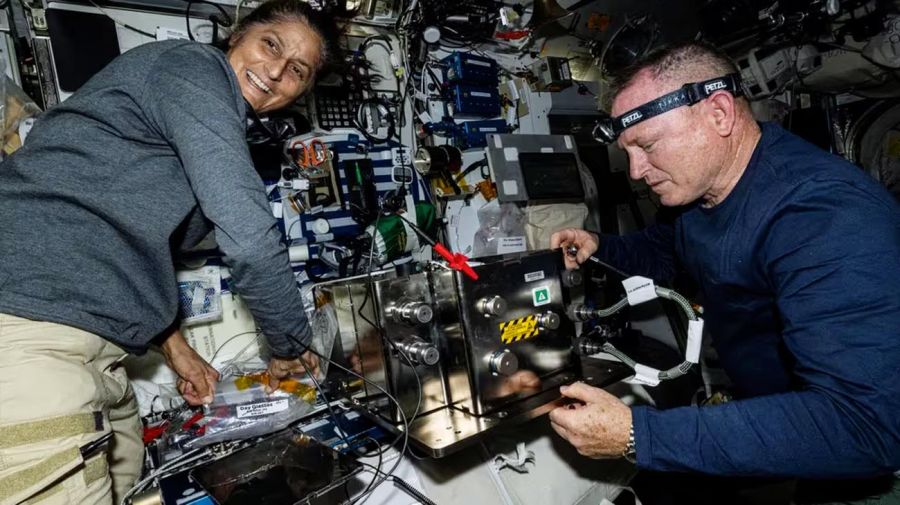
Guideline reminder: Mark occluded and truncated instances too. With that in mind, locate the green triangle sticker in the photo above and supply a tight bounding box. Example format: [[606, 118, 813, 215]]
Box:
[[533, 287, 551, 307]]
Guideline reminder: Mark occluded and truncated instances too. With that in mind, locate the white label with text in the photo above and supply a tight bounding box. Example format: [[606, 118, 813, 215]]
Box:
[[686, 318, 704, 363], [704, 80, 727, 93], [620, 111, 643, 127], [524, 271, 545, 282], [497, 236, 526, 254], [622, 276, 658, 306], [237, 399, 290, 419]]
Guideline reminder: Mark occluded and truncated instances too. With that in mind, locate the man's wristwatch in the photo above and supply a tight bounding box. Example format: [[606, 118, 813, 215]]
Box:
[[622, 424, 636, 463]]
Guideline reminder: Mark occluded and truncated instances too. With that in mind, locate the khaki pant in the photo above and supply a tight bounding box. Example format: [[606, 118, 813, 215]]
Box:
[[0, 314, 143, 505]]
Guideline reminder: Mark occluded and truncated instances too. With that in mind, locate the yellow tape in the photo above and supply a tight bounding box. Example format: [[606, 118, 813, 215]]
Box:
[[499, 315, 539, 344]]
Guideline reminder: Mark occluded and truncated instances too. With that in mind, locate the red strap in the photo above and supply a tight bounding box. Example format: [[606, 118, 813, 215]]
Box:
[[434, 243, 479, 280], [495, 30, 529, 40], [181, 411, 205, 431], [142, 421, 169, 444]]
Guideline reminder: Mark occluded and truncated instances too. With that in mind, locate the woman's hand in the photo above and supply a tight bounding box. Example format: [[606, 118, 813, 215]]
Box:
[[266, 350, 320, 393], [161, 329, 220, 406]]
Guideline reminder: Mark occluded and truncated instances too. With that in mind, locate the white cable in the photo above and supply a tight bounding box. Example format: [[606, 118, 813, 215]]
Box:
[[120, 447, 212, 504], [481, 442, 517, 505], [232, 0, 247, 29]]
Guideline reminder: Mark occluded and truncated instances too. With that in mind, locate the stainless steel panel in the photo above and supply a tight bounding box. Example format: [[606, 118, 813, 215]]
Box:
[[372, 273, 447, 422], [330, 281, 386, 400], [328, 251, 621, 458], [359, 359, 634, 458], [431, 250, 579, 417], [328, 272, 447, 424]]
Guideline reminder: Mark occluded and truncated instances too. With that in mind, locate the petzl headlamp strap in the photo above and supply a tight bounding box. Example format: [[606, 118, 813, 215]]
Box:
[[605, 73, 744, 141]]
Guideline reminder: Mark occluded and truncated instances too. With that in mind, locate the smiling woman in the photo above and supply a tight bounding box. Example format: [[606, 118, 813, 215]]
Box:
[[226, 0, 342, 113], [0, 1, 343, 503]]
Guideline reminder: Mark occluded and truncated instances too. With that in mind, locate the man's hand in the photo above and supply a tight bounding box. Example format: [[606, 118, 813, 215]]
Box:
[[266, 350, 320, 393], [161, 330, 220, 406], [550, 228, 599, 270], [549, 382, 632, 459]]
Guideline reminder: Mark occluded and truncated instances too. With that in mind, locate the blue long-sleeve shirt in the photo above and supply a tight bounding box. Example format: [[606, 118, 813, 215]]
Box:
[[598, 122, 900, 478]]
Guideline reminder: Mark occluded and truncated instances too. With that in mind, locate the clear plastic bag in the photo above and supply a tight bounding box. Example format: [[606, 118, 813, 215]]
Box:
[[472, 200, 528, 258], [183, 371, 317, 449], [307, 301, 337, 379], [176, 266, 223, 325], [0, 63, 41, 158]]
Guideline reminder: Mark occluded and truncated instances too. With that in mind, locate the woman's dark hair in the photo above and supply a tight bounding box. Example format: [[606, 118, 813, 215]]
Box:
[[226, 0, 343, 79]]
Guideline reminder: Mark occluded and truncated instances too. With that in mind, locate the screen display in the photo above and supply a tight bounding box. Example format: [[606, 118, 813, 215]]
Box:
[[517, 152, 584, 201], [46, 9, 120, 92], [191, 430, 361, 504]]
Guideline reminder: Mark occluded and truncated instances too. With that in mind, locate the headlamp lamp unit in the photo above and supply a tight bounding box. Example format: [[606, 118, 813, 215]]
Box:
[[592, 73, 744, 144]]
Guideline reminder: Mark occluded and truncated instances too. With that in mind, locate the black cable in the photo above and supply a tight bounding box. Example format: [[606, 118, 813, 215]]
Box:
[[391, 475, 437, 505], [354, 437, 384, 502], [456, 158, 487, 182], [346, 211, 425, 490], [583, 255, 633, 279], [297, 353, 356, 452], [286, 334, 409, 505], [392, 212, 435, 247], [83, 0, 156, 38], [425, 66, 444, 94], [352, 211, 425, 434], [182, 0, 233, 42], [353, 332, 423, 459], [354, 98, 396, 144], [358, 36, 404, 99], [291, 214, 413, 500], [357, 460, 438, 505], [361, 36, 394, 53], [347, 436, 383, 502]]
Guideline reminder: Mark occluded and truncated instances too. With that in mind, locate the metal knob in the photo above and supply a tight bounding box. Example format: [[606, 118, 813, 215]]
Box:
[[576, 337, 605, 356], [477, 296, 507, 317], [539, 311, 561, 330], [566, 304, 593, 322], [488, 350, 518, 376], [396, 339, 440, 366], [561, 270, 583, 288], [390, 302, 434, 325]]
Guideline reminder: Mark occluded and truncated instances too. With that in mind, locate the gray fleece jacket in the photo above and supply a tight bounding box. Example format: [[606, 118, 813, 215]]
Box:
[[0, 40, 310, 355]]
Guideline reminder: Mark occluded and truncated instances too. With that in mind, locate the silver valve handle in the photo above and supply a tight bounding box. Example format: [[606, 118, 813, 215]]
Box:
[[566, 304, 594, 322], [389, 301, 434, 325], [488, 350, 518, 376], [477, 296, 507, 317], [539, 311, 561, 330], [396, 339, 440, 366]]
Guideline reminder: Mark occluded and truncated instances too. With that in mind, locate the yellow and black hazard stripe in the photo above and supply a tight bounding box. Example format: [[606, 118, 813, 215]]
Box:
[[499, 315, 540, 344]]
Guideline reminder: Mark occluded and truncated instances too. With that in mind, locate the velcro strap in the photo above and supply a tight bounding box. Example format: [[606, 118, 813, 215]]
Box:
[[0, 446, 82, 503], [0, 412, 103, 449], [82, 454, 108, 487], [14, 454, 109, 504]]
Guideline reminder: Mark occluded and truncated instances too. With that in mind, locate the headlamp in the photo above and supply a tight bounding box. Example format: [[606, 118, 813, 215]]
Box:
[[592, 73, 744, 144]]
